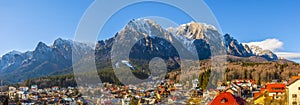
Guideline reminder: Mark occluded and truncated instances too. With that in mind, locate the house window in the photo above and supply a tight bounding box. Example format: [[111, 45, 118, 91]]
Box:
[[292, 101, 297, 105], [298, 87, 300, 90], [292, 94, 297, 98]]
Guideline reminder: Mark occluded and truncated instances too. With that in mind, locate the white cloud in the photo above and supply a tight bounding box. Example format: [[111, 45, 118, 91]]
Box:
[[243, 38, 283, 51], [243, 38, 300, 61], [275, 52, 300, 60]]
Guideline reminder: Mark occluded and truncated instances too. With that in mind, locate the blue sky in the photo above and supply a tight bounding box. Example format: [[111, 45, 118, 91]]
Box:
[[205, 0, 300, 50], [204, 0, 300, 62], [0, 0, 299, 62], [0, 0, 93, 54]]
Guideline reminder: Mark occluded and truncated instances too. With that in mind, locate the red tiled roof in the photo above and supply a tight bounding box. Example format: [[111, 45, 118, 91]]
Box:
[[265, 83, 286, 93], [210, 92, 246, 105]]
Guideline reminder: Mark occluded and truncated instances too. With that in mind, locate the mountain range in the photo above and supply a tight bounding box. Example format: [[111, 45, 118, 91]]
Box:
[[0, 19, 280, 84]]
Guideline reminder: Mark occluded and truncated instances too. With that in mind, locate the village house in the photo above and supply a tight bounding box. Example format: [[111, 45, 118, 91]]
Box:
[[31, 85, 38, 92], [19, 86, 29, 91], [287, 75, 300, 105], [51, 86, 60, 91], [209, 92, 247, 105], [253, 83, 286, 104], [8, 86, 16, 100], [264, 83, 286, 99]]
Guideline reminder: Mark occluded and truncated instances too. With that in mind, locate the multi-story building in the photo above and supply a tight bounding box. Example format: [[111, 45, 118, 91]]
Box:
[[253, 83, 286, 105], [264, 83, 286, 99], [287, 75, 300, 105]]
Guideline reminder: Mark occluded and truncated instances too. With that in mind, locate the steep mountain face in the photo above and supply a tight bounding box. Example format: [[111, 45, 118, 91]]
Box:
[[247, 45, 278, 61], [0, 51, 30, 73], [170, 22, 218, 59], [0, 38, 91, 83], [168, 21, 275, 61], [0, 19, 280, 83], [224, 34, 253, 57], [96, 19, 221, 71], [174, 21, 218, 40], [95, 19, 278, 74], [97, 19, 184, 73]]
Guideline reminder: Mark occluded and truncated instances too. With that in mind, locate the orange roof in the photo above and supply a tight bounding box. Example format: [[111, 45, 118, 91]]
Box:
[[287, 76, 300, 86], [265, 83, 286, 93], [253, 91, 263, 99], [291, 75, 300, 79]]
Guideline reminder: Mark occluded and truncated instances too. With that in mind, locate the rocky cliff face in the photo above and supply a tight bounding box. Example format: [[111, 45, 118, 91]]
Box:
[[247, 45, 278, 61], [0, 38, 91, 83], [0, 19, 279, 83], [224, 34, 253, 57], [168, 21, 275, 60]]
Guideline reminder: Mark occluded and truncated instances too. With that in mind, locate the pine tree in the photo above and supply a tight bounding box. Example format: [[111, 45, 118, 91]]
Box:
[[258, 76, 261, 86], [243, 69, 248, 79]]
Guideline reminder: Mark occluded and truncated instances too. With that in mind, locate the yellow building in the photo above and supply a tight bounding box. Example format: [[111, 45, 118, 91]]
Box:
[[253, 93, 265, 105]]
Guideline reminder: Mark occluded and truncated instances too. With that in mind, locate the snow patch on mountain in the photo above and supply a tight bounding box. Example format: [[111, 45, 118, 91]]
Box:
[[243, 44, 278, 60]]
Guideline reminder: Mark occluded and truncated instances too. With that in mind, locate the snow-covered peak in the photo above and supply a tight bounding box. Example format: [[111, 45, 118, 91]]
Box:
[[5, 50, 22, 56], [247, 45, 263, 55], [247, 45, 274, 56], [0, 51, 21, 62], [129, 18, 157, 26], [125, 18, 162, 33], [0, 50, 26, 70], [180, 21, 217, 31], [173, 21, 218, 40], [117, 18, 172, 43], [53, 38, 72, 47], [244, 44, 278, 60], [35, 42, 51, 52]]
